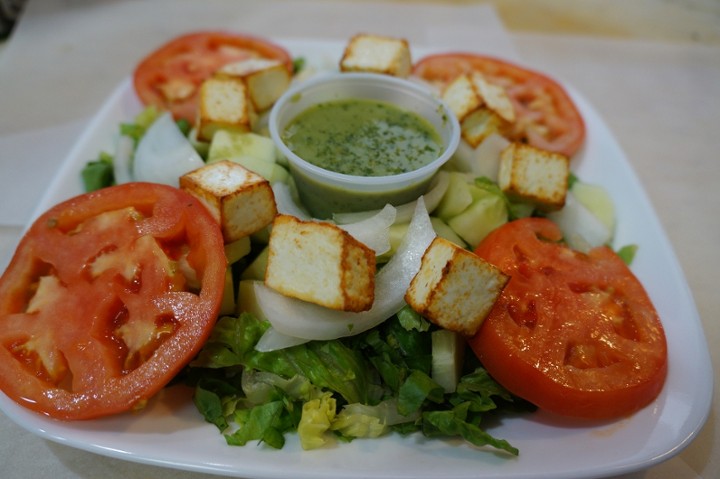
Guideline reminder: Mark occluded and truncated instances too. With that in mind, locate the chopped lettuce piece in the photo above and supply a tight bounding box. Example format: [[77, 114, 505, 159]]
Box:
[[183, 313, 528, 455], [81, 151, 115, 192], [298, 392, 336, 450], [423, 402, 519, 455], [474, 176, 534, 220], [120, 105, 162, 145], [193, 386, 228, 431], [225, 400, 288, 448], [332, 398, 416, 440], [396, 305, 430, 332], [398, 370, 445, 416], [617, 244, 639, 265]]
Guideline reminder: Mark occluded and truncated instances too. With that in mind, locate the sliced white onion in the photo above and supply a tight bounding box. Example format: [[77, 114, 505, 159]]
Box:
[[546, 192, 613, 252], [471, 133, 510, 182], [132, 112, 204, 186], [255, 327, 310, 352], [451, 134, 509, 182], [272, 182, 312, 220], [113, 134, 135, 184], [272, 183, 396, 256], [338, 204, 396, 256], [253, 197, 436, 341], [333, 171, 450, 225]]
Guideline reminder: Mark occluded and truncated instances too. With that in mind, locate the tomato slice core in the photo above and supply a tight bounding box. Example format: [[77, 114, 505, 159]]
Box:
[[133, 31, 293, 122], [412, 53, 586, 158], [470, 218, 667, 419], [0, 183, 226, 420]]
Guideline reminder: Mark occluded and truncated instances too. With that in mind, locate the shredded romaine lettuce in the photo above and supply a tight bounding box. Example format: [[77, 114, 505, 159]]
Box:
[[298, 392, 336, 449], [81, 151, 115, 192], [181, 311, 531, 456], [617, 244, 638, 265]]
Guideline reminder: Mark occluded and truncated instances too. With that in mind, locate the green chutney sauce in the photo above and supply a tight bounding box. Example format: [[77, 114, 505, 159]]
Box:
[[282, 98, 443, 176]]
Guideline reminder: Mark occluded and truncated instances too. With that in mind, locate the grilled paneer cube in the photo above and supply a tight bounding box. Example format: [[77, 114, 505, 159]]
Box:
[[265, 215, 376, 312], [180, 160, 277, 242], [498, 142, 569, 211], [196, 76, 257, 142], [216, 58, 291, 112], [405, 237, 508, 337], [339, 33, 412, 77], [442, 72, 515, 148]]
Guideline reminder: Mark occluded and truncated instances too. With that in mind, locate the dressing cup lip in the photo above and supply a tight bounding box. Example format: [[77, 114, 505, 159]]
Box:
[[268, 72, 460, 191]]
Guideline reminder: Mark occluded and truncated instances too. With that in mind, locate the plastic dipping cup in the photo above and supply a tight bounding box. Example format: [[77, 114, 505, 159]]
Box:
[[268, 72, 461, 219]]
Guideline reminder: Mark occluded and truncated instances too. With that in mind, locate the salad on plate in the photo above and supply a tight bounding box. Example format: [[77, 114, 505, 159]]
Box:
[[0, 30, 671, 463]]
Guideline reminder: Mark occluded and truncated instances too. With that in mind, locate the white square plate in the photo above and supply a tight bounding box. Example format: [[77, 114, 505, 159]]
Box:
[[0, 39, 713, 479]]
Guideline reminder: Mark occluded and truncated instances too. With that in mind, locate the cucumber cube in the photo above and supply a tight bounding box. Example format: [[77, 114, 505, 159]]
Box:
[[571, 181, 616, 233], [434, 172, 474, 221], [447, 190, 508, 248], [207, 130, 278, 165]]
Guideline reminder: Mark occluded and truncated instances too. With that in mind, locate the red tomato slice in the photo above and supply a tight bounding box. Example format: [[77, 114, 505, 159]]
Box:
[[133, 31, 293, 122], [413, 53, 586, 158], [0, 183, 226, 420], [469, 218, 667, 419]]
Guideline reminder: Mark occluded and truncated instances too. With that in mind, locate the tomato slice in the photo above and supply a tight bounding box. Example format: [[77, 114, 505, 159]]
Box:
[[0, 183, 226, 420], [413, 53, 586, 158], [133, 31, 294, 122], [469, 218, 667, 419]]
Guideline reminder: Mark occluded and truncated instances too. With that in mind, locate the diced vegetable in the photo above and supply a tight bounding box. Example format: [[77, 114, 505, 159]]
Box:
[[220, 267, 236, 316], [447, 133, 509, 181], [81, 152, 114, 192], [571, 181, 616, 233], [113, 135, 134, 185], [224, 236, 252, 264], [132, 112, 204, 185], [434, 172, 474, 221], [239, 248, 269, 281], [447, 187, 508, 248], [236, 279, 266, 318], [430, 217, 468, 248], [545, 192, 612, 251], [431, 329, 466, 393], [208, 130, 276, 163]]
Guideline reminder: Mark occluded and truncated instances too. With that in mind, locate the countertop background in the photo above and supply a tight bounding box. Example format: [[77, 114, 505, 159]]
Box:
[[0, 1, 718, 478]]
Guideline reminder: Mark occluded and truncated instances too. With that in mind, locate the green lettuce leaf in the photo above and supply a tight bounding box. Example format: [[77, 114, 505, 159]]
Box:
[[184, 313, 528, 455]]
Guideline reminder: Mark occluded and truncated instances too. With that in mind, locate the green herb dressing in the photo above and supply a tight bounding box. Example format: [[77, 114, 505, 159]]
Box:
[[282, 98, 443, 176]]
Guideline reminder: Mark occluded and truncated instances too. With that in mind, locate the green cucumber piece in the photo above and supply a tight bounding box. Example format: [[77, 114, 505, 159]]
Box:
[[376, 223, 410, 264], [430, 217, 468, 249], [219, 267, 236, 316], [221, 155, 277, 180], [224, 236, 252, 264], [208, 130, 277, 165], [188, 128, 210, 159], [268, 162, 291, 185], [571, 181, 616, 233], [431, 329, 466, 393], [447, 190, 508, 248], [236, 279, 266, 318], [434, 172, 474, 221], [240, 246, 269, 281]]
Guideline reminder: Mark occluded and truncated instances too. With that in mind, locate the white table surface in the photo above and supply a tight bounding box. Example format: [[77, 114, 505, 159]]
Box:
[[0, 1, 718, 478]]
